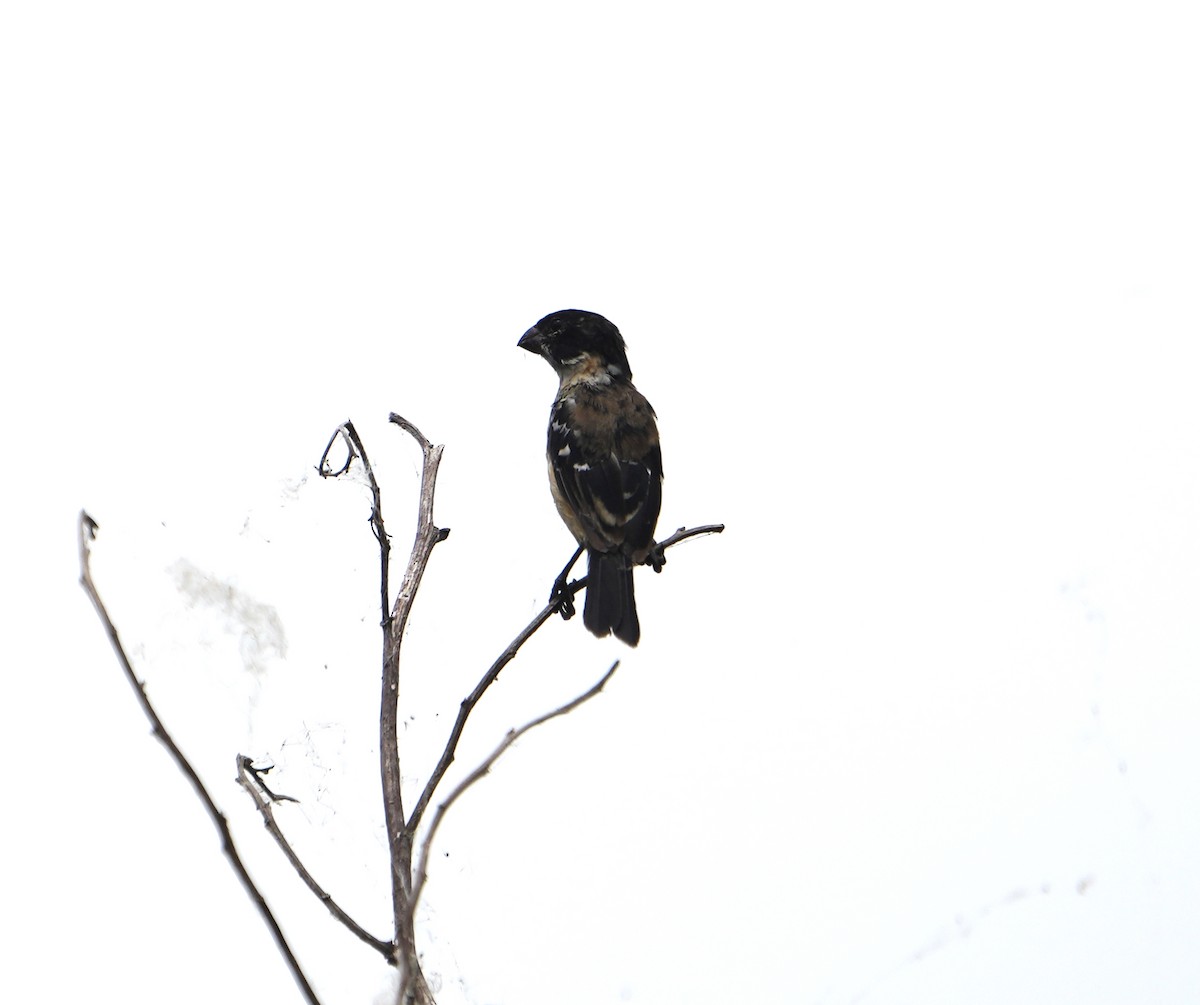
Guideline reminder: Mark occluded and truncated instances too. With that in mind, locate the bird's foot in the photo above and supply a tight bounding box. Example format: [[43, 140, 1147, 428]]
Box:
[[550, 575, 576, 620], [646, 542, 666, 573]]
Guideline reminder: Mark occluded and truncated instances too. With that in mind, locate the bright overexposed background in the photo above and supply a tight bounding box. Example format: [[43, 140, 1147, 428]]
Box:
[[3, 2, 1199, 1003]]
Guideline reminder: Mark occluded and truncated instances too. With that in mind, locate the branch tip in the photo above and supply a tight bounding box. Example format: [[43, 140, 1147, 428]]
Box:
[[409, 658, 622, 913], [236, 755, 394, 960], [77, 512, 326, 1005]]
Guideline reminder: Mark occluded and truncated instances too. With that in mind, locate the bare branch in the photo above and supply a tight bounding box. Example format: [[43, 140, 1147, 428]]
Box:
[[379, 414, 447, 860], [406, 596, 556, 831], [410, 661, 621, 913], [387, 412, 433, 452], [319, 420, 392, 630], [318, 415, 448, 1002], [317, 425, 354, 478], [236, 756, 394, 961], [377, 416, 448, 1004], [655, 523, 725, 550], [89, 389, 721, 1005], [384, 412, 451, 650], [77, 511, 325, 1005], [406, 522, 724, 832]]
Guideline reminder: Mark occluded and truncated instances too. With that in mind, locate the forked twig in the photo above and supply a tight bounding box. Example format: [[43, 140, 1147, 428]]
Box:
[[329, 414, 448, 1004], [237, 756, 394, 960], [410, 660, 621, 911], [406, 521, 725, 832], [77, 511, 325, 1005]]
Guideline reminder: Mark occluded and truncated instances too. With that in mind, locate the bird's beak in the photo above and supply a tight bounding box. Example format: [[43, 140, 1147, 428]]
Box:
[[518, 326, 545, 354]]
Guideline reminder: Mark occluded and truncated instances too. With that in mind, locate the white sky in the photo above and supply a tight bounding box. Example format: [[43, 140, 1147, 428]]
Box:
[[3, 2, 1199, 1003]]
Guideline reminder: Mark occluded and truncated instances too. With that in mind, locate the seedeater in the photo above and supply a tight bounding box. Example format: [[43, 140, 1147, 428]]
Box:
[[519, 309, 663, 646]]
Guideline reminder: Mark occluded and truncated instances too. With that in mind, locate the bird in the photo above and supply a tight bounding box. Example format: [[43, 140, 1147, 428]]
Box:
[[519, 309, 663, 646]]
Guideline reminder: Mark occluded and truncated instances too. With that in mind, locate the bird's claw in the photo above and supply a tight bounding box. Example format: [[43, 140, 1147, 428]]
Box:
[[646, 542, 666, 573], [550, 577, 576, 620]]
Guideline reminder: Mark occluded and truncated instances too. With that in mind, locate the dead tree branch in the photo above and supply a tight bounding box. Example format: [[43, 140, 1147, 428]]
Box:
[[318, 420, 392, 634], [321, 414, 722, 1003], [379, 414, 448, 1003], [236, 756, 394, 960], [406, 521, 725, 833], [86, 404, 723, 1005], [77, 511, 326, 1005], [410, 660, 621, 913], [321, 415, 448, 1003]]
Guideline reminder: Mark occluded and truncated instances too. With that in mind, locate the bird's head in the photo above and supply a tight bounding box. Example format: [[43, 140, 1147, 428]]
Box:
[[519, 309, 633, 382]]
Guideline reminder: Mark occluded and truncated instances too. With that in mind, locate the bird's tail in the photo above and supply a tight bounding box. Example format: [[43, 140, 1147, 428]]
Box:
[[584, 550, 640, 646]]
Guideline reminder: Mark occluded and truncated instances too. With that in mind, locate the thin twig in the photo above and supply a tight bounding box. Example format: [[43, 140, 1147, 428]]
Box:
[[410, 661, 621, 912], [405, 596, 557, 831], [319, 420, 392, 630], [317, 426, 354, 478], [236, 756, 394, 961], [387, 413, 433, 452], [77, 511, 325, 1005], [405, 522, 724, 832], [655, 523, 726, 552]]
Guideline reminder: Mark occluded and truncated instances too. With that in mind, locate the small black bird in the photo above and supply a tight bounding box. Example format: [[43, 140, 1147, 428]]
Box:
[[519, 309, 663, 646]]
